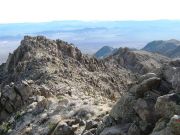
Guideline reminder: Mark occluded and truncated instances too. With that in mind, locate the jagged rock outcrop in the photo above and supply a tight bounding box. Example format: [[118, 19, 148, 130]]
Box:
[[105, 47, 170, 74], [1, 36, 134, 95], [97, 60, 180, 135], [0, 36, 136, 135]]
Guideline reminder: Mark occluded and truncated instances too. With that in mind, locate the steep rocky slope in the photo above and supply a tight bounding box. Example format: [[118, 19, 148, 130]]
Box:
[[105, 47, 170, 74], [97, 59, 180, 135], [142, 39, 180, 58], [0, 36, 136, 135]]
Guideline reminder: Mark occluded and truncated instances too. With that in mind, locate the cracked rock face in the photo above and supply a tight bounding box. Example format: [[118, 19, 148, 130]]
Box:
[[0, 81, 33, 122]]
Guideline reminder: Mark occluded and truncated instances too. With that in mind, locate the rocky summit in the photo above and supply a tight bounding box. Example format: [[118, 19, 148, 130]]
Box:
[[0, 36, 179, 135], [0, 36, 135, 135]]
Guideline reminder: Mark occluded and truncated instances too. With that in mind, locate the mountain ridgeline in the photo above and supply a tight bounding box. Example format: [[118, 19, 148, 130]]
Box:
[[0, 36, 179, 135], [95, 39, 180, 59], [142, 39, 180, 58], [94, 46, 117, 59], [2, 20, 180, 64]]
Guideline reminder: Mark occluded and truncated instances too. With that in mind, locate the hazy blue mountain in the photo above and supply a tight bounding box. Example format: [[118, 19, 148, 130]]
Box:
[[142, 39, 180, 58], [1, 20, 180, 63], [167, 46, 180, 58], [94, 46, 117, 58]]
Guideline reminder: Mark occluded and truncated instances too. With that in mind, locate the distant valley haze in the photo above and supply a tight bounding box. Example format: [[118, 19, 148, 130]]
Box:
[[1, 0, 180, 63], [1, 20, 180, 64]]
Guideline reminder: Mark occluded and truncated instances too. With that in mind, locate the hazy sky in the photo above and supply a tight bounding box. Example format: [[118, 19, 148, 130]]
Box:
[[0, 0, 180, 23]]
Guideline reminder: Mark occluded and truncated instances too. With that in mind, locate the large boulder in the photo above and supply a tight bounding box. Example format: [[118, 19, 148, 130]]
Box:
[[133, 98, 157, 122], [110, 93, 136, 121], [96, 115, 117, 135], [100, 124, 131, 135], [127, 123, 141, 135], [160, 60, 180, 93], [54, 122, 75, 135], [150, 115, 180, 135], [155, 93, 180, 118], [0, 81, 33, 122], [130, 77, 161, 97]]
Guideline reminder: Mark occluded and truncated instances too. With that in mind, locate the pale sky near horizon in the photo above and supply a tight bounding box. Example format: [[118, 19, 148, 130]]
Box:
[[0, 0, 180, 23]]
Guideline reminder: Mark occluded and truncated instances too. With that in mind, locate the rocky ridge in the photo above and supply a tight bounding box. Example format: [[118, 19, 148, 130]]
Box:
[[105, 47, 170, 74], [0, 36, 179, 135], [96, 60, 180, 135], [0, 36, 136, 135], [142, 39, 180, 58]]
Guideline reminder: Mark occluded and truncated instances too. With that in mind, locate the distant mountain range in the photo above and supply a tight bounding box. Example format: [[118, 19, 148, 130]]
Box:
[[94, 46, 138, 58], [1, 20, 180, 63], [94, 46, 117, 58], [142, 39, 180, 58], [95, 39, 180, 59]]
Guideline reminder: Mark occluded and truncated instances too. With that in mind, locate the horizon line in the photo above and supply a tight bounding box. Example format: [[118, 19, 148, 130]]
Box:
[[1, 19, 180, 25]]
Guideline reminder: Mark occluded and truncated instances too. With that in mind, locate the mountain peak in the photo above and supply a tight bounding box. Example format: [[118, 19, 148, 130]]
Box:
[[142, 39, 180, 58], [94, 46, 116, 59], [4, 36, 85, 81]]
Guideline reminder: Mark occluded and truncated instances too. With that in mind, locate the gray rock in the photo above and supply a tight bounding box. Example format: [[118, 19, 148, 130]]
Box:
[[83, 128, 97, 135], [110, 93, 136, 121], [152, 118, 169, 132], [155, 93, 180, 118], [85, 120, 98, 130], [15, 83, 33, 101], [139, 120, 154, 134], [150, 128, 173, 135], [83, 131, 94, 135], [128, 123, 140, 135], [33, 99, 51, 115], [2, 85, 17, 101], [79, 120, 86, 126], [0, 110, 10, 122], [54, 123, 75, 135], [130, 77, 161, 97], [73, 106, 95, 119], [133, 98, 156, 122], [150, 115, 180, 135], [100, 124, 131, 135], [138, 73, 157, 83], [169, 59, 180, 67], [102, 115, 116, 127], [134, 98, 149, 121], [161, 63, 180, 92], [96, 115, 116, 135]]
